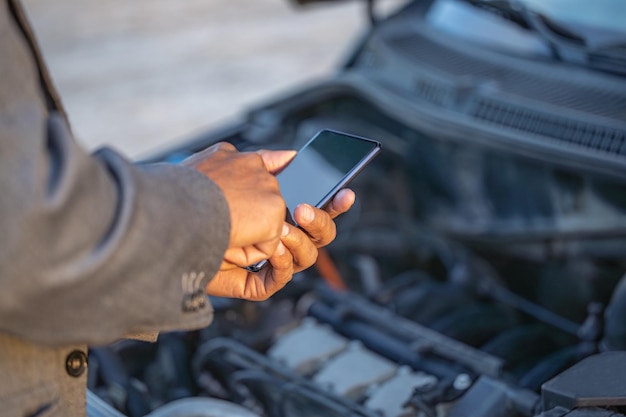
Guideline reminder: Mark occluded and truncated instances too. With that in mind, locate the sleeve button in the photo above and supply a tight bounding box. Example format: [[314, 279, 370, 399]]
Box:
[[65, 350, 87, 377]]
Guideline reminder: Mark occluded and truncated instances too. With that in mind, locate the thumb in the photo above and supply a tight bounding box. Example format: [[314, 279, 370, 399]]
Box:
[[258, 150, 297, 174]]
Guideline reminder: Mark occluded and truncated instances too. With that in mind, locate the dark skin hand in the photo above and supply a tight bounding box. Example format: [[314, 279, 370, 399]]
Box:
[[183, 142, 355, 301]]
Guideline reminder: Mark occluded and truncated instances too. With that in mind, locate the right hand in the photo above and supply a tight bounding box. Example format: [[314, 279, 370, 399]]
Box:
[[182, 142, 296, 268], [204, 189, 355, 301]]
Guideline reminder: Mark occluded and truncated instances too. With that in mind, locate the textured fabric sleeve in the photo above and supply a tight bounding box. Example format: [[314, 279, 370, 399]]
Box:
[[0, 2, 230, 346]]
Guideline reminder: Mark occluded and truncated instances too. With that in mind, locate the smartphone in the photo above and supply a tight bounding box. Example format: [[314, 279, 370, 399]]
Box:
[[247, 129, 382, 272]]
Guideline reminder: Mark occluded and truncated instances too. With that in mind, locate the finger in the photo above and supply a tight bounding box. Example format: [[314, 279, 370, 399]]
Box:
[[258, 150, 297, 174], [280, 222, 319, 271], [324, 188, 356, 219], [264, 241, 295, 298], [181, 142, 237, 166], [194, 142, 238, 158], [222, 237, 280, 268], [212, 141, 238, 152], [222, 247, 263, 269], [268, 241, 293, 275], [293, 204, 336, 248]]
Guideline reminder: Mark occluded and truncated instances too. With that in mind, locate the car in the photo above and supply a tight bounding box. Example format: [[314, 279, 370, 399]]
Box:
[[89, 1, 626, 416]]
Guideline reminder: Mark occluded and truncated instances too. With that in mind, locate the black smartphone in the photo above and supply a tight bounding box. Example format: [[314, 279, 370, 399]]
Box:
[[247, 129, 382, 272]]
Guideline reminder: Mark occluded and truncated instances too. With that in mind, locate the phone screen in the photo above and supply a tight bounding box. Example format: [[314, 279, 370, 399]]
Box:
[[277, 130, 381, 216], [246, 129, 380, 272]]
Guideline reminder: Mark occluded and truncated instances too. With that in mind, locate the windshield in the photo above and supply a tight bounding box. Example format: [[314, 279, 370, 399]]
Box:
[[518, 0, 626, 35]]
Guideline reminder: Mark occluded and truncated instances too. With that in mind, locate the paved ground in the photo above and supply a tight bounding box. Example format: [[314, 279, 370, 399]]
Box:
[[23, 0, 377, 158]]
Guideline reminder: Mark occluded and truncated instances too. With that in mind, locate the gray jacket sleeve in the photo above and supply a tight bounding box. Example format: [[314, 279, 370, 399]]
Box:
[[0, 2, 231, 346]]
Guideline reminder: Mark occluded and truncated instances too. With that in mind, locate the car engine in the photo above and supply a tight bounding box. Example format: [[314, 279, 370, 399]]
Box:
[[88, 1, 626, 416]]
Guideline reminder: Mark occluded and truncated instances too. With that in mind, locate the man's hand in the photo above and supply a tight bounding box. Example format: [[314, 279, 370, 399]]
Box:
[[182, 142, 296, 267], [205, 189, 355, 300], [183, 142, 355, 301]]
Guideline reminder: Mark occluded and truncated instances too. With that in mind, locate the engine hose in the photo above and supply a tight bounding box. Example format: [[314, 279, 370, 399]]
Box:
[[601, 273, 626, 351], [391, 281, 473, 325], [429, 303, 518, 347], [313, 284, 504, 377], [480, 324, 566, 375], [278, 382, 375, 417], [517, 346, 579, 391], [309, 301, 462, 379], [482, 283, 580, 336], [228, 370, 288, 417], [89, 348, 151, 417], [193, 339, 377, 417]]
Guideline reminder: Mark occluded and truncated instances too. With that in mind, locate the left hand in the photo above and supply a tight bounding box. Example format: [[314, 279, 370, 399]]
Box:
[[206, 189, 355, 300]]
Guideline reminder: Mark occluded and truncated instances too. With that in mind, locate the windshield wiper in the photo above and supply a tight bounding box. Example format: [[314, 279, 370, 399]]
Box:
[[465, 0, 626, 76]]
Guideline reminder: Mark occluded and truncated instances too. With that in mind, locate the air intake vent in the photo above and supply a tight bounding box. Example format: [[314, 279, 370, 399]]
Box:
[[391, 34, 626, 121], [414, 78, 454, 107], [471, 98, 626, 156]]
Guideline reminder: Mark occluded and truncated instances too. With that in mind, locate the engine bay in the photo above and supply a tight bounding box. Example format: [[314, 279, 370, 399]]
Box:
[[88, 1, 626, 416], [88, 104, 626, 416]]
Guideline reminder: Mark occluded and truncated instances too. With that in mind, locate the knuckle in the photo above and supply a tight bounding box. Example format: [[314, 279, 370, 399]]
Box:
[[294, 236, 317, 265], [272, 194, 286, 214], [301, 247, 319, 268], [244, 151, 265, 167], [216, 142, 237, 152], [276, 256, 293, 273], [292, 228, 308, 246], [326, 226, 337, 245], [317, 220, 336, 246], [265, 174, 281, 192], [313, 211, 333, 236], [311, 250, 319, 265]]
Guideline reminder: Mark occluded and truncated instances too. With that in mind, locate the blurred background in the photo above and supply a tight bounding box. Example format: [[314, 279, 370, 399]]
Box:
[[23, 2, 626, 416], [23, 0, 376, 158]]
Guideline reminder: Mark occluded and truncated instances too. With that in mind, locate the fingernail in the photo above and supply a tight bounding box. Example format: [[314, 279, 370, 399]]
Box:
[[299, 204, 314, 224], [282, 224, 289, 237], [337, 188, 355, 204]]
